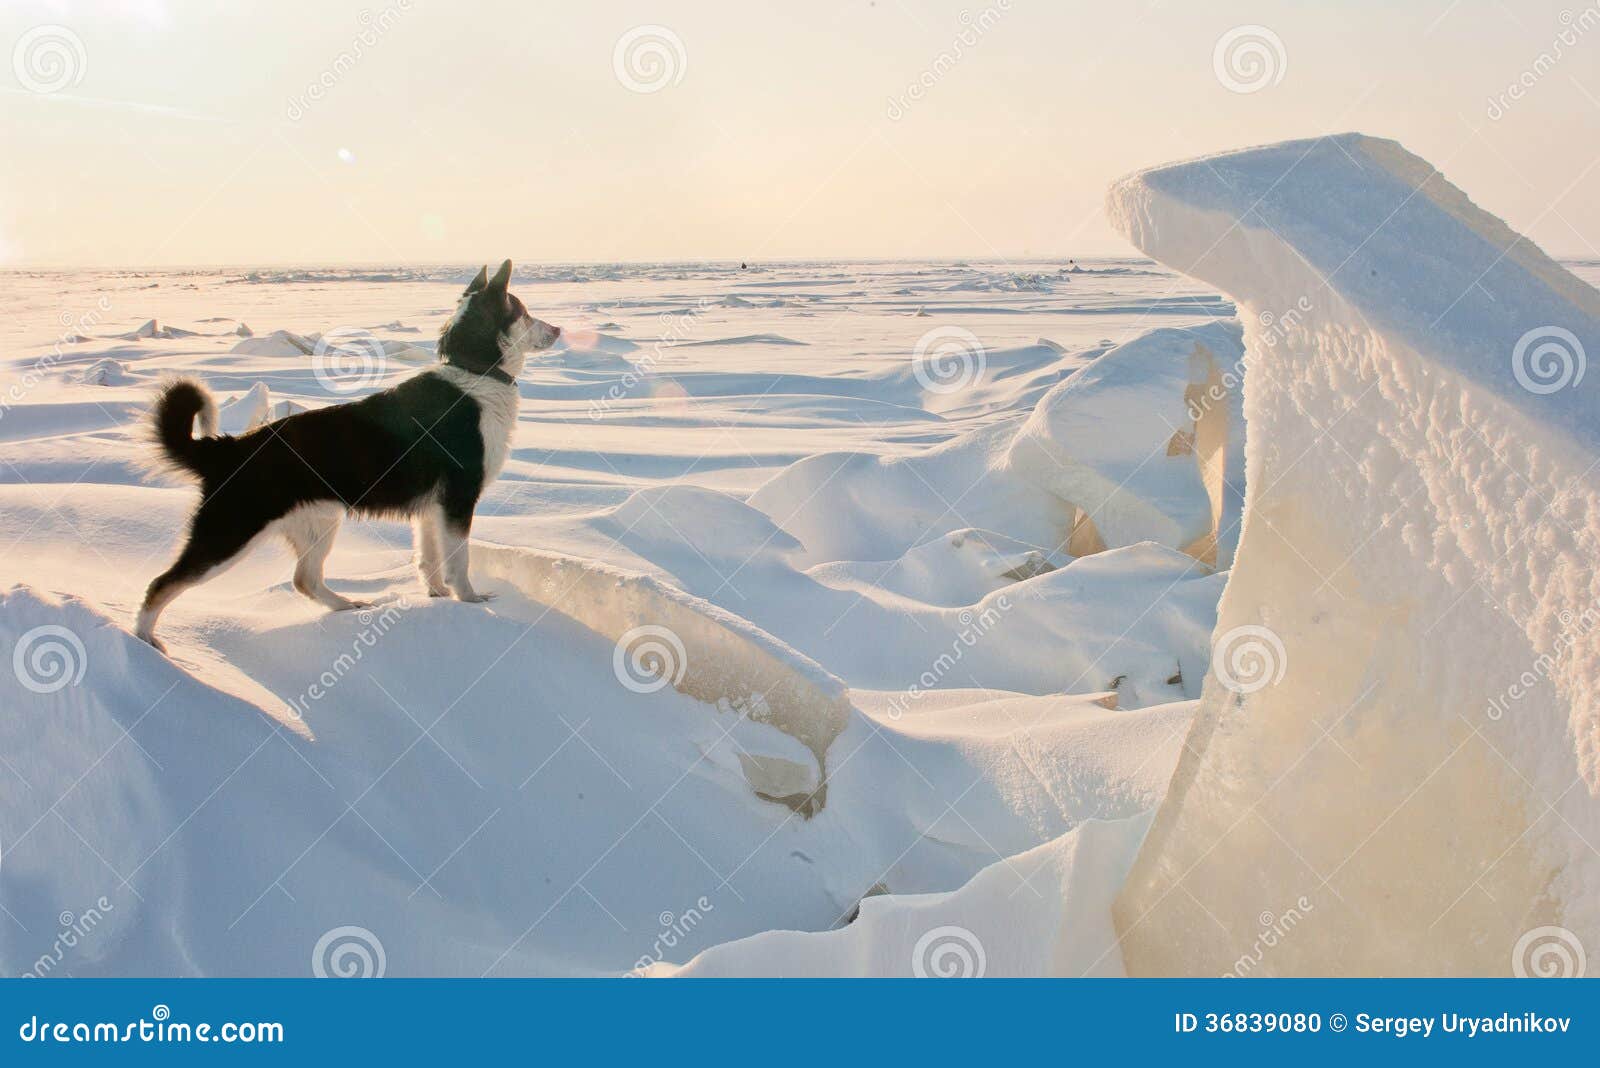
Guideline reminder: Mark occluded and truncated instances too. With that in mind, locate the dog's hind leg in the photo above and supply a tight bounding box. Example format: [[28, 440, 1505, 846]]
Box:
[[137, 500, 265, 651], [282, 503, 365, 611], [413, 508, 449, 597]]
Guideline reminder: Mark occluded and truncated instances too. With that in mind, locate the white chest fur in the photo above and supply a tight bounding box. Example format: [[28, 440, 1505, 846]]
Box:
[[428, 366, 519, 489]]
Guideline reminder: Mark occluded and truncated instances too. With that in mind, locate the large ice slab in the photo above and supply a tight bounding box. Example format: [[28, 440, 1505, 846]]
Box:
[[1109, 134, 1600, 975]]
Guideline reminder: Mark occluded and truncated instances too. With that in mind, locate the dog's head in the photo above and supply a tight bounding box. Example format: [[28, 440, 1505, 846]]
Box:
[[439, 259, 560, 380]]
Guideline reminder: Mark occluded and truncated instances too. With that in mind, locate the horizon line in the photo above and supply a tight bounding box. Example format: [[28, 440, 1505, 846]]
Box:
[[0, 252, 1166, 272]]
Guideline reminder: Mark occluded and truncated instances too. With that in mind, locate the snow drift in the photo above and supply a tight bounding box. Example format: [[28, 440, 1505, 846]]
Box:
[[0, 584, 859, 975], [0, 580, 1196, 976], [0, 250, 1249, 976], [1110, 134, 1600, 975], [751, 325, 1247, 569], [474, 544, 850, 812], [19, 214, 1573, 976], [659, 815, 1149, 977], [1004, 321, 1246, 566]]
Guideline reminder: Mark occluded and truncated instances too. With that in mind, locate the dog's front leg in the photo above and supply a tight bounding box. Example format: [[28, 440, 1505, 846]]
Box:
[[438, 501, 492, 604], [414, 509, 450, 597]]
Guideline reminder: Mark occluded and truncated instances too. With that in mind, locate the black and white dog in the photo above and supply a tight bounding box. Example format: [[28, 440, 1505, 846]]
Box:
[[136, 259, 559, 651]]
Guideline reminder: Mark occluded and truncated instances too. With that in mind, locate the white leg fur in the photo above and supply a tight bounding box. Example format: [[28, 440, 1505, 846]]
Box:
[[280, 503, 364, 611], [437, 510, 489, 603], [136, 580, 197, 652], [414, 509, 449, 596]]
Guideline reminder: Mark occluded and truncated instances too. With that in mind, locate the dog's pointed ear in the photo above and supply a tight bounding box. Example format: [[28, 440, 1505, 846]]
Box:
[[464, 265, 489, 296], [487, 259, 513, 295]]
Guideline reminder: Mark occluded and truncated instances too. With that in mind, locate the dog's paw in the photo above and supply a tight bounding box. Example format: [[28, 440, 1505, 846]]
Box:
[[140, 634, 168, 656], [426, 587, 451, 598], [456, 591, 495, 604], [334, 599, 373, 612]]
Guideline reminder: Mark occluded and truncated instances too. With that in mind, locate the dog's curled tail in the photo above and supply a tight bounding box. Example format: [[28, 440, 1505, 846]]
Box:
[[147, 377, 221, 482]]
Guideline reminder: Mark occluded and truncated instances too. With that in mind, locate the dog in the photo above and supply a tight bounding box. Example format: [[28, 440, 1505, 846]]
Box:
[[135, 259, 559, 651]]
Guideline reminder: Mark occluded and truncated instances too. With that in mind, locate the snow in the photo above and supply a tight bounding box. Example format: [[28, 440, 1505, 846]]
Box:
[[1, 222, 1594, 975], [0, 255, 1240, 976], [232, 329, 316, 357], [1004, 320, 1245, 564], [674, 333, 807, 348], [749, 322, 1245, 570], [1108, 134, 1600, 976], [808, 528, 1069, 608], [657, 815, 1149, 977], [473, 543, 851, 805], [216, 381, 273, 434], [118, 319, 198, 341], [0, 585, 858, 975], [80, 359, 130, 386]]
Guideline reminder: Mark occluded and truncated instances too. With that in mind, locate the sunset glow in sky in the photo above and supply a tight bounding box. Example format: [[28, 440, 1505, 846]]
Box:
[[2, 0, 1597, 265]]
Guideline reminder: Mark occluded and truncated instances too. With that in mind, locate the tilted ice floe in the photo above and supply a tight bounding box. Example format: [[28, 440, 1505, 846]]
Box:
[[217, 382, 273, 434], [116, 319, 199, 341], [1110, 134, 1600, 975], [231, 328, 316, 356], [80, 358, 130, 386], [474, 544, 851, 814]]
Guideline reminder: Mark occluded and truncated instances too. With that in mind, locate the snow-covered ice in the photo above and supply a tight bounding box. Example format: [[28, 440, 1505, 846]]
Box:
[[1004, 320, 1246, 565], [1, 155, 1596, 976], [0, 254, 1238, 976], [1110, 134, 1600, 976]]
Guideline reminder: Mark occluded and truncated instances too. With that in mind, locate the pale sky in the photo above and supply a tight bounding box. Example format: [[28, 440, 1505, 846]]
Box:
[[2, 0, 1597, 265]]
